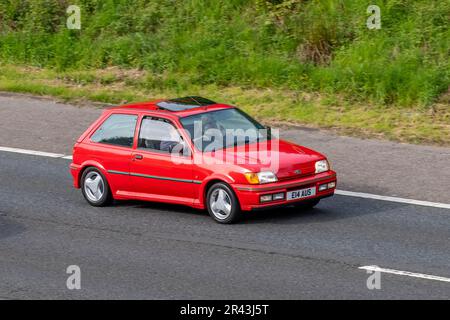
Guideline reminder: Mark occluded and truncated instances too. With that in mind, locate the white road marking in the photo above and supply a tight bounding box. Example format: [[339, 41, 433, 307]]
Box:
[[359, 266, 450, 283], [0, 145, 450, 211], [0, 146, 65, 158], [335, 190, 450, 210]]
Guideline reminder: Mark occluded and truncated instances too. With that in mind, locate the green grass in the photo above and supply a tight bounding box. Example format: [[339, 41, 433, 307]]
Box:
[[1, 64, 449, 146], [0, 0, 448, 106]]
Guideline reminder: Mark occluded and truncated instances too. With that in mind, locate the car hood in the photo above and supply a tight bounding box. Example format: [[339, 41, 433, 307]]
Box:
[[213, 139, 325, 180]]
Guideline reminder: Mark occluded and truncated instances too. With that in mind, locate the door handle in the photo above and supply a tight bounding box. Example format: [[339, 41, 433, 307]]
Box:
[[134, 154, 144, 160]]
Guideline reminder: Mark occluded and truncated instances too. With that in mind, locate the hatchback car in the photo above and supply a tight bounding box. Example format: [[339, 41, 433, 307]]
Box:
[[70, 96, 336, 223]]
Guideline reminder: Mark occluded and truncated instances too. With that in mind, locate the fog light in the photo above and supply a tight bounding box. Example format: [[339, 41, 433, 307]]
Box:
[[319, 184, 328, 192], [273, 193, 285, 201], [260, 195, 273, 203], [328, 182, 336, 189]]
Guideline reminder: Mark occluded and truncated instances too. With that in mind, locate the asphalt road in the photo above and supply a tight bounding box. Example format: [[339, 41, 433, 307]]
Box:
[[0, 152, 449, 299], [0, 93, 449, 299]]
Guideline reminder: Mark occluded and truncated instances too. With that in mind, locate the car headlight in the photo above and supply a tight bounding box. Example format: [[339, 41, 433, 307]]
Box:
[[315, 160, 330, 174], [244, 171, 278, 184]]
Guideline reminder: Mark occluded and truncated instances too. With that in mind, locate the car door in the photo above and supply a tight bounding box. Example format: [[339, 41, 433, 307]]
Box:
[[89, 113, 138, 193], [129, 115, 195, 205]]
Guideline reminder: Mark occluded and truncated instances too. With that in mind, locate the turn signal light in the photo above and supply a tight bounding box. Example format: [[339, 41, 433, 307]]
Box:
[[244, 173, 260, 184]]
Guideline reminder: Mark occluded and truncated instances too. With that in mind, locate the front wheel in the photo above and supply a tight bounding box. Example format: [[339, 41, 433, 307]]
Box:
[[81, 167, 112, 207], [206, 183, 241, 224]]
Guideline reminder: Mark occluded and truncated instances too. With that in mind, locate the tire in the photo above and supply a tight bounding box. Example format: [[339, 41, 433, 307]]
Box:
[[81, 167, 112, 207], [206, 182, 241, 224], [294, 198, 320, 209]]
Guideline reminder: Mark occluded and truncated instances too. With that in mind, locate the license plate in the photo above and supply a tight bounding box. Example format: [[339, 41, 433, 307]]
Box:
[[287, 187, 316, 201]]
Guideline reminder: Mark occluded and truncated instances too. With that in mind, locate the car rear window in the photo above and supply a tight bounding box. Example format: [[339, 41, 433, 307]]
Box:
[[91, 114, 138, 148]]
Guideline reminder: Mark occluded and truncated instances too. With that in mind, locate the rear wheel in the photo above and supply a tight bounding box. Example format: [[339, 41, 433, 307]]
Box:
[[206, 183, 241, 224], [81, 167, 112, 207]]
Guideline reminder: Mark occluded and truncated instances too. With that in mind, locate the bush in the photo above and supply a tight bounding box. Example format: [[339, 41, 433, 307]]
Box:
[[0, 0, 448, 106]]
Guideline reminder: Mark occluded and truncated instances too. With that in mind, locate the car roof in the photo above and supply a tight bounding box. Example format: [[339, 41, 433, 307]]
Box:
[[107, 96, 234, 118]]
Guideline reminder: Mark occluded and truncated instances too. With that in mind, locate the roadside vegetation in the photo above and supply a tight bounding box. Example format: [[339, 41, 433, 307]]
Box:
[[0, 0, 449, 145]]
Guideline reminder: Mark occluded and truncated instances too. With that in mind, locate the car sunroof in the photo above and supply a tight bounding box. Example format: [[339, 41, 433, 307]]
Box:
[[156, 96, 216, 111]]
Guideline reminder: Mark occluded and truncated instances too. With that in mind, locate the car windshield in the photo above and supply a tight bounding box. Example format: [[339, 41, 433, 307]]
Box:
[[180, 108, 269, 152]]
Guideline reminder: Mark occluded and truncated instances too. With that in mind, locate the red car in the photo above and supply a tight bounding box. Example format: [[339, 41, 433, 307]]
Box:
[[70, 97, 336, 223]]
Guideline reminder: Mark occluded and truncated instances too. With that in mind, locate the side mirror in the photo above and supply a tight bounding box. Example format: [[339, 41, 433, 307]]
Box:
[[173, 141, 191, 157], [181, 142, 190, 157]]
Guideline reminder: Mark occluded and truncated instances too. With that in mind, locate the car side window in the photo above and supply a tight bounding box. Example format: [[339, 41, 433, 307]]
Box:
[[138, 117, 186, 155], [91, 114, 138, 148]]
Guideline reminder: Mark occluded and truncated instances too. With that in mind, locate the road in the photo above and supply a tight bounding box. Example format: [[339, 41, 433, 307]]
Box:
[[0, 93, 449, 299]]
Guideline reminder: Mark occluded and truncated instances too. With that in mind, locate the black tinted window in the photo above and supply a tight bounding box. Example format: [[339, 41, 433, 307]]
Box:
[[180, 108, 267, 152], [91, 114, 137, 147]]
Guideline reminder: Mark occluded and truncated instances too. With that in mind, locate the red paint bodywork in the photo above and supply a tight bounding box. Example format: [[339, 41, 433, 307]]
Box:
[[70, 101, 336, 211]]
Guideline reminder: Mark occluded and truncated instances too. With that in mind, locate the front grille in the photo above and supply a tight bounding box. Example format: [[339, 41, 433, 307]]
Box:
[[286, 182, 316, 192]]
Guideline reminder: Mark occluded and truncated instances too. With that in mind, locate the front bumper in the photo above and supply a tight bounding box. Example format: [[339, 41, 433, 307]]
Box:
[[233, 171, 336, 211]]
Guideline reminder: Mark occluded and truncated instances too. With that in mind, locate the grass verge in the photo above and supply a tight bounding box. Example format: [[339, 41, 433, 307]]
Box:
[[1, 64, 449, 146]]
